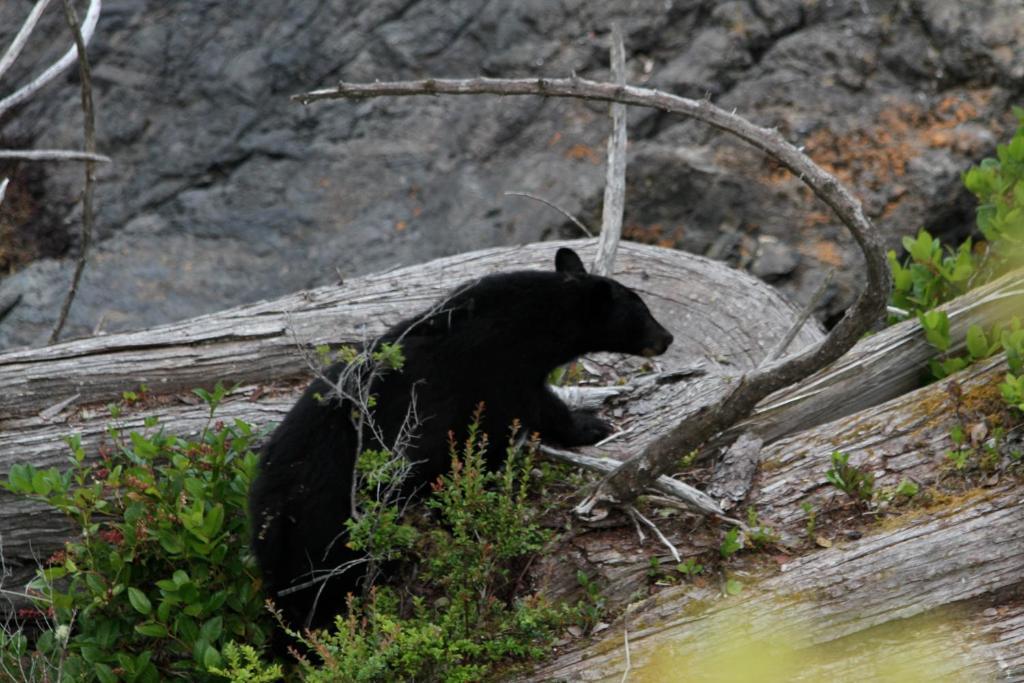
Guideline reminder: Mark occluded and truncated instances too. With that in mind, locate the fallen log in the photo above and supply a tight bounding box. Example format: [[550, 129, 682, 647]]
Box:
[[0, 240, 820, 608], [525, 355, 1024, 681]]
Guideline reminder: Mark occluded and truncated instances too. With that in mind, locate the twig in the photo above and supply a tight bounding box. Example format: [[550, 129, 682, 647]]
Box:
[[0, 293, 20, 322], [594, 425, 636, 447], [38, 393, 81, 421], [49, 0, 98, 345], [0, 0, 101, 118], [539, 444, 744, 526], [593, 23, 628, 277], [627, 505, 681, 562], [503, 191, 593, 237], [0, 149, 111, 163], [0, 177, 8, 206], [762, 269, 834, 364], [629, 510, 646, 544], [0, 0, 55, 82]]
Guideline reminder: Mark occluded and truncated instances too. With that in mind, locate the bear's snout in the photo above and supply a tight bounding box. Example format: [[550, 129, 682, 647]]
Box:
[[641, 327, 673, 357]]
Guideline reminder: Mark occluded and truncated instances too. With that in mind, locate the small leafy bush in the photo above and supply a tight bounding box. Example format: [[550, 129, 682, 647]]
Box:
[[824, 450, 875, 503], [228, 410, 580, 683], [963, 106, 1024, 274], [3, 383, 270, 682], [888, 110, 1024, 396], [719, 528, 742, 559], [889, 229, 977, 320]]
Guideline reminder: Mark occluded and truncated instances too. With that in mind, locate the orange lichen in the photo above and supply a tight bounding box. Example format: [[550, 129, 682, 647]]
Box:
[[767, 89, 996, 230], [798, 240, 845, 267], [623, 222, 685, 248], [565, 143, 602, 164]]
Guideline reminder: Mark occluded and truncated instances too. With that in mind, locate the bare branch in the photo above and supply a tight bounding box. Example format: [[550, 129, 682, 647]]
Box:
[[761, 269, 834, 365], [0, 149, 111, 163], [0, 0, 101, 119], [539, 444, 743, 526], [295, 74, 891, 515], [0, 0, 55, 82], [503, 191, 593, 237], [49, 0, 98, 345], [627, 505, 681, 563], [593, 23, 628, 277]]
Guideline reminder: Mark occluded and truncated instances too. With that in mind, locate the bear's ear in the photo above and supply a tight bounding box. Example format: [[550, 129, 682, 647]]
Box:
[[555, 248, 587, 276]]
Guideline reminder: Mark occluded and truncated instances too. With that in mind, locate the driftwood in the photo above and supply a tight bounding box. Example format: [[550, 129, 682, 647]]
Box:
[[0, 240, 821, 606]]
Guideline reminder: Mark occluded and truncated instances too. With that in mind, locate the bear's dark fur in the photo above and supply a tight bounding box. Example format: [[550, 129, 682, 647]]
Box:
[[249, 248, 673, 635]]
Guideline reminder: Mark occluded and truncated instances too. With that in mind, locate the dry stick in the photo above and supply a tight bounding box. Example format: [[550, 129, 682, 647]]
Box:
[[593, 23, 627, 277], [50, 0, 98, 346], [0, 0, 55, 82], [294, 76, 891, 516], [539, 444, 742, 526], [627, 505, 681, 562], [0, 0, 101, 118], [0, 150, 111, 163], [0, 178, 8, 207], [503, 191, 593, 237], [761, 269, 835, 365]]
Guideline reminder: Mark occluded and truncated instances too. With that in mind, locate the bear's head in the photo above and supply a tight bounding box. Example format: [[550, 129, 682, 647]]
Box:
[[555, 248, 674, 358]]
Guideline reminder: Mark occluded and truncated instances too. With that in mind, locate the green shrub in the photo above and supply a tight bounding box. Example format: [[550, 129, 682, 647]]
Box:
[[3, 383, 270, 682], [244, 410, 578, 682], [888, 106, 1024, 326]]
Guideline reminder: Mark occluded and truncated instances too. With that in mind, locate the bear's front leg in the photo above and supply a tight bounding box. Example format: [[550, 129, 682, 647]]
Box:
[[534, 388, 613, 447]]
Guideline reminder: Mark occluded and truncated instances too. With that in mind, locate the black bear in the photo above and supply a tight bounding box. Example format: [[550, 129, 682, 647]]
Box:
[[249, 247, 673, 636]]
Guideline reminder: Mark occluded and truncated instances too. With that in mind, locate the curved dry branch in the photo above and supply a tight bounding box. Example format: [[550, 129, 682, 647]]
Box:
[[294, 75, 892, 516], [0, 0, 55, 83], [0, 0, 101, 119]]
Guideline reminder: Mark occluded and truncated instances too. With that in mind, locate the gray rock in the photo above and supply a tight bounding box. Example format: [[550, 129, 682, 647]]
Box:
[[1, 0, 1022, 349]]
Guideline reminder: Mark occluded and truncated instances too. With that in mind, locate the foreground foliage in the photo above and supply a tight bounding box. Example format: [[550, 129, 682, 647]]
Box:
[[3, 398, 588, 682], [2, 384, 269, 682]]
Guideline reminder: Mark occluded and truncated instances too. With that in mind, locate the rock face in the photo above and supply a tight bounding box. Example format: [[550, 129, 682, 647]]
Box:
[[1, 0, 1022, 349]]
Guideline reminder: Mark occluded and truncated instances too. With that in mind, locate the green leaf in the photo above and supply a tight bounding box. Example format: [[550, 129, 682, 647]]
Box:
[[127, 587, 152, 615], [6, 463, 33, 493], [95, 663, 118, 683], [199, 616, 223, 643], [203, 643, 223, 670], [725, 578, 743, 596], [202, 503, 225, 538], [919, 310, 951, 351], [895, 479, 919, 497], [158, 530, 185, 555], [906, 229, 937, 264], [31, 468, 53, 496], [134, 622, 168, 638], [966, 325, 989, 360]]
